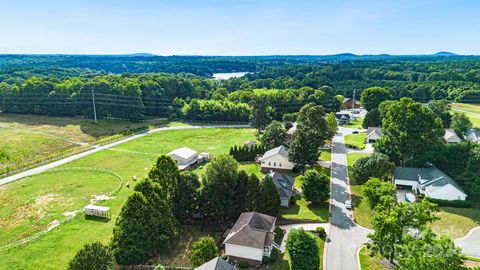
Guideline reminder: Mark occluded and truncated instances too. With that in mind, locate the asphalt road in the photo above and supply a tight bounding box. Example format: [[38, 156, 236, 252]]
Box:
[[325, 127, 372, 270], [455, 227, 480, 258], [0, 124, 248, 186]]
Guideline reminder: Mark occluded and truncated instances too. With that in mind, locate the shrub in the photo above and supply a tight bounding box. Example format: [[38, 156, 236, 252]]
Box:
[[351, 153, 393, 184], [274, 227, 284, 244], [238, 260, 248, 268], [425, 198, 472, 208], [154, 265, 165, 270], [68, 242, 114, 270], [229, 144, 268, 162], [315, 226, 326, 239], [269, 248, 279, 262], [190, 236, 218, 267], [301, 169, 330, 204], [286, 228, 319, 270]]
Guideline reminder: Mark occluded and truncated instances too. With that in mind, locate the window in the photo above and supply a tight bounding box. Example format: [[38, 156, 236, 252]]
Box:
[[279, 163, 282, 167], [262, 161, 265, 164], [274, 162, 276, 166], [268, 162, 271, 166]]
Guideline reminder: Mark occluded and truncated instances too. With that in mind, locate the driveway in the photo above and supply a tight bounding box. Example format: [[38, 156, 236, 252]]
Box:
[[324, 127, 372, 270], [455, 227, 480, 258], [0, 124, 249, 186]]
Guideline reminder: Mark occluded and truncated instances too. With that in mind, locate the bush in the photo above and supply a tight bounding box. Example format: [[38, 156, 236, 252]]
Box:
[[229, 144, 268, 162], [286, 228, 319, 270], [238, 260, 248, 268], [315, 227, 326, 239], [274, 227, 284, 244], [425, 198, 472, 208], [190, 236, 218, 267], [154, 265, 165, 270], [351, 153, 393, 184], [301, 169, 330, 204], [68, 242, 114, 270], [269, 248, 279, 262]]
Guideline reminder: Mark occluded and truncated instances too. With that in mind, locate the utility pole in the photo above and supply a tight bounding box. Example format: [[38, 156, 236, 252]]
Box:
[[91, 86, 97, 123]]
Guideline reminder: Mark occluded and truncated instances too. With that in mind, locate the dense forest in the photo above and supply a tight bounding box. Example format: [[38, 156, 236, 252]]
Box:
[[0, 54, 479, 121]]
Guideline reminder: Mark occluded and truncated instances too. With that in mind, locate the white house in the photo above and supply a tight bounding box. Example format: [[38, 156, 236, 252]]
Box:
[[465, 129, 480, 143], [393, 167, 467, 201], [168, 147, 209, 171], [444, 129, 462, 144], [195, 257, 236, 270], [366, 127, 383, 143], [269, 172, 295, 207], [224, 212, 278, 266], [259, 145, 294, 172]]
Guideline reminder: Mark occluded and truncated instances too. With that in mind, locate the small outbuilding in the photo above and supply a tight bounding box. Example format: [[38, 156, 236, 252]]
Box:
[[85, 204, 111, 219]]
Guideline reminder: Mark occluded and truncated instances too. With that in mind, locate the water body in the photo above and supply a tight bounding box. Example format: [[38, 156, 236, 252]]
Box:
[[212, 72, 249, 80]]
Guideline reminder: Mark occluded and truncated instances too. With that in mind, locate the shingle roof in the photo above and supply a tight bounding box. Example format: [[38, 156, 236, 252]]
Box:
[[261, 145, 289, 160], [223, 212, 276, 249], [366, 127, 383, 138], [195, 257, 236, 270], [394, 166, 466, 195], [269, 172, 294, 199], [444, 129, 462, 142], [466, 129, 480, 138]]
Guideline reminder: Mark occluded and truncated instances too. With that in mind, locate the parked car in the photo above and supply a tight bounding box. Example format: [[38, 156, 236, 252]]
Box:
[[352, 130, 359, 134], [345, 200, 352, 210]]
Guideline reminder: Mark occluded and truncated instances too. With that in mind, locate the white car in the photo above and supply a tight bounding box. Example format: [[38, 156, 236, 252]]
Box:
[[345, 200, 352, 210]]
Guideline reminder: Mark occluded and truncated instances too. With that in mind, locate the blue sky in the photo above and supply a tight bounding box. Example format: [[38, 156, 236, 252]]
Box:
[[0, 0, 479, 55]]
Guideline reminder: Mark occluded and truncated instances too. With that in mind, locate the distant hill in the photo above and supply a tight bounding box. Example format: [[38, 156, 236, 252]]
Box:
[[434, 51, 458, 56], [123, 53, 157, 57]]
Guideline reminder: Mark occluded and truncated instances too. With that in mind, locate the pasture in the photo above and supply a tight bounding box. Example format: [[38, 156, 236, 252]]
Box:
[[451, 103, 480, 128], [0, 127, 256, 270]]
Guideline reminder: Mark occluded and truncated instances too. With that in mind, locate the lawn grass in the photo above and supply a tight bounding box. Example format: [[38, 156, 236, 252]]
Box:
[[0, 128, 256, 270], [269, 233, 325, 270], [344, 117, 364, 129], [450, 103, 480, 128], [344, 132, 367, 150], [430, 206, 480, 239], [279, 195, 329, 222], [0, 113, 167, 175], [358, 246, 388, 270], [320, 149, 331, 162], [350, 185, 374, 229]]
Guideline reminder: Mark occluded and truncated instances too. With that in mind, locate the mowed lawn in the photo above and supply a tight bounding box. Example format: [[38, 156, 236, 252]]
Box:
[[346, 153, 372, 228], [0, 113, 166, 174], [451, 103, 480, 128], [344, 117, 364, 129], [344, 132, 367, 150], [0, 128, 256, 270]]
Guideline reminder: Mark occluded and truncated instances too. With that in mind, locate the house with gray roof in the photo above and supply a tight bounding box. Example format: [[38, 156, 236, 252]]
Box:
[[223, 212, 279, 266], [394, 166, 467, 201], [366, 127, 383, 143], [444, 128, 462, 143], [269, 172, 295, 207], [260, 145, 294, 172], [465, 129, 480, 143], [195, 257, 236, 270]]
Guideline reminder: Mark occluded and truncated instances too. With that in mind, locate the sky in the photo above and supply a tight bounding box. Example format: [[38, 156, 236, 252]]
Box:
[[0, 0, 479, 55]]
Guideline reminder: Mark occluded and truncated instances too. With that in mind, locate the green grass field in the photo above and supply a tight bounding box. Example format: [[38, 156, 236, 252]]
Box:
[[451, 103, 480, 128], [358, 246, 388, 270], [0, 113, 167, 175], [344, 132, 367, 150], [431, 206, 480, 239], [320, 149, 331, 162], [344, 117, 364, 129], [350, 185, 374, 229], [0, 128, 256, 270]]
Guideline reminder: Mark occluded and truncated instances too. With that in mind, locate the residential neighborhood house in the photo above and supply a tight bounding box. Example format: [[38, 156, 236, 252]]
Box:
[[342, 97, 362, 109], [393, 166, 467, 201], [286, 122, 297, 142], [195, 257, 237, 270], [223, 212, 279, 266], [465, 129, 480, 143], [444, 128, 462, 144], [259, 145, 294, 172], [269, 172, 295, 207], [168, 147, 209, 171], [366, 127, 383, 143], [335, 112, 352, 125]]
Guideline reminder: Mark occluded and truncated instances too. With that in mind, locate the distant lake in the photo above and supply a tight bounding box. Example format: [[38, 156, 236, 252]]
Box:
[[212, 72, 249, 80]]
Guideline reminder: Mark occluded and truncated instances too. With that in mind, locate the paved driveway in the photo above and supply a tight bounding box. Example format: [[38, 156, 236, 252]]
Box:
[[324, 127, 372, 270], [455, 227, 480, 258]]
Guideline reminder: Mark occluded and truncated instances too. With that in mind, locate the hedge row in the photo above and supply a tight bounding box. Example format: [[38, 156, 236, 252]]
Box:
[[426, 198, 472, 208]]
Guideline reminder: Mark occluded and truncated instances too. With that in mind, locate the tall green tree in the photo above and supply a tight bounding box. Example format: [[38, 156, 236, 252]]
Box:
[[173, 171, 200, 222], [362, 178, 397, 209], [286, 228, 320, 270], [427, 99, 452, 128], [360, 87, 393, 111], [261, 120, 287, 148], [351, 153, 394, 184], [375, 98, 444, 166], [255, 175, 280, 216], [398, 229, 466, 270], [148, 155, 180, 200], [201, 154, 239, 221], [325, 112, 338, 134], [68, 242, 114, 270], [362, 109, 381, 129], [190, 236, 218, 268], [451, 112, 473, 137], [249, 97, 273, 131], [245, 173, 260, 211], [301, 170, 330, 204], [234, 170, 250, 215]]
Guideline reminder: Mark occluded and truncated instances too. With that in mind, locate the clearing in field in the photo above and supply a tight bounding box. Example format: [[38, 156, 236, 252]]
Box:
[[0, 128, 256, 270]]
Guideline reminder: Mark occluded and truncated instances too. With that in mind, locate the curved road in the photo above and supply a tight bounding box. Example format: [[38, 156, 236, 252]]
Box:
[[325, 127, 372, 270], [0, 124, 248, 186]]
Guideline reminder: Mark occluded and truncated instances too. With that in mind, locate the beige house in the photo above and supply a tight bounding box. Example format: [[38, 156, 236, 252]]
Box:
[[366, 127, 383, 143], [224, 212, 279, 266], [259, 145, 294, 172]]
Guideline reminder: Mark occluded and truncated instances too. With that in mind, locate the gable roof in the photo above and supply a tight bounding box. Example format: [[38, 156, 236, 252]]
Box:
[[223, 212, 276, 249], [366, 127, 383, 138], [466, 129, 480, 139], [261, 145, 289, 160], [394, 167, 466, 196], [168, 147, 197, 160], [444, 129, 462, 143], [195, 257, 236, 270], [269, 172, 295, 199], [287, 122, 298, 135], [335, 113, 351, 120]]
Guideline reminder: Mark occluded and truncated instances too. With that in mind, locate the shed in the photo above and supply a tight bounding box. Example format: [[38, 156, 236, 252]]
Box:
[[85, 204, 111, 219]]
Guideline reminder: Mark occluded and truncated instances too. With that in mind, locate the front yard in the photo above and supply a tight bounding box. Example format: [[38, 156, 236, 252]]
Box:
[[344, 132, 367, 150], [344, 117, 364, 129], [269, 233, 325, 270]]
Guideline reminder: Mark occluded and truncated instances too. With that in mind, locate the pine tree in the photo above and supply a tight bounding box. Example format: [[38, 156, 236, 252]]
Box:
[[245, 174, 260, 211], [68, 242, 114, 270], [147, 155, 180, 200], [255, 175, 280, 216]]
